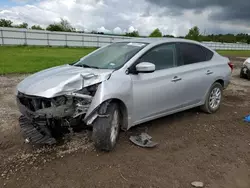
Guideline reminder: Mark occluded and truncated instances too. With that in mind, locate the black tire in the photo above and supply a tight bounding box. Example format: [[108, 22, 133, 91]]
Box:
[[240, 67, 248, 79], [201, 82, 223, 114], [247, 69, 250, 80], [92, 102, 121, 151]]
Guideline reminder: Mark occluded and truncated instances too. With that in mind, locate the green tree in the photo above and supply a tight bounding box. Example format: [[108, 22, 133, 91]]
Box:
[[31, 25, 44, 30], [185, 26, 201, 41], [149, 28, 162, 37], [0, 19, 13, 27], [223, 34, 236, 43], [16, 22, 28, 29], [59, 18, 75, 32], [91, 30, 98, 34], [125, 31, 140, 37], [163, 34, 175, 38], [46, 24, 63, 31], [46, 18, 75, 32]]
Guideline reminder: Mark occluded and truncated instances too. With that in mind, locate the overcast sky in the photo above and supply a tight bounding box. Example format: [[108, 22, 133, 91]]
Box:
[[0, 0, 250, 36]]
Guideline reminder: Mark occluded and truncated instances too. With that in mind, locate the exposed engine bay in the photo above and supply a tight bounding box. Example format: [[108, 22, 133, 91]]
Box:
[[16, 84, 98, 145]]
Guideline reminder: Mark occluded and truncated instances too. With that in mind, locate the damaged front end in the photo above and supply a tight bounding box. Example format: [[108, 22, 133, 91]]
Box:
[[16, 84, 98, 145], [15, 64, 114, 145]]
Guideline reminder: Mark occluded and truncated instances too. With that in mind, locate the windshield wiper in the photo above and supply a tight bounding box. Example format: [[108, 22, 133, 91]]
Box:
[[81, 64, 100, 69]]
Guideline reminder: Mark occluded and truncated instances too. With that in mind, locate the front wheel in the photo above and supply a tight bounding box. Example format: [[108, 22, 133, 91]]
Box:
[[92, 103, 121, 151], [201, 82, 223, 114]]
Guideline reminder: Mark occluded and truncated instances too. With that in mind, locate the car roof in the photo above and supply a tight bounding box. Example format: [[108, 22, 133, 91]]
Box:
[[121, 37, 204, 46], [119, 37, 216, 52]]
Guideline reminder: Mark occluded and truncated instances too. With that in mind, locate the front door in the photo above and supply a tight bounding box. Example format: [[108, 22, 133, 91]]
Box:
[[130, 43, 182, 124]]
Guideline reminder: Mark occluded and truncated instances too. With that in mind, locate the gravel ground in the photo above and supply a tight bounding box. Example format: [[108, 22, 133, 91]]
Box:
[[0, 60, 250, 188]]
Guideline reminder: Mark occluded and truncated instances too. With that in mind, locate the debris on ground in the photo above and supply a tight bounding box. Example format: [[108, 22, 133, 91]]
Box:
[[191, 181, 204, 187], [244, 115, 250, 122], [129, 133, 158, 148]]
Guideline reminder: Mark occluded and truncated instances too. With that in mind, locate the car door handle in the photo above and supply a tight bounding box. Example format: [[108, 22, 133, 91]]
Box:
[[206, 70, 214, 75], [171, 76, 182, 82]]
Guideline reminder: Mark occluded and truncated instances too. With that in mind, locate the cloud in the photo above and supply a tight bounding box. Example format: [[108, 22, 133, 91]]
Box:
[[97, 26, 110, 33], [113, 27, 122, 34], [145, 0, 250, 23], [0, 0, 250, 36], [0, 0, 148, 33], [10, 0, 33, 3], [128, 26, 137, 33]]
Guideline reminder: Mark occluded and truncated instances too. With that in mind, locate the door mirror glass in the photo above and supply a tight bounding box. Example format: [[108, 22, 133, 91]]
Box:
[[136, 62, 155, 73]]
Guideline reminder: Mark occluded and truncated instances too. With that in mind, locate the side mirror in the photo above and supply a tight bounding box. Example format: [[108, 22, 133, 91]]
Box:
[[136, 62, 155, 73]]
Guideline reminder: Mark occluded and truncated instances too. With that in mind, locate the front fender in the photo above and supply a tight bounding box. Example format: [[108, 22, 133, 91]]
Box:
[[84, 70, 133, 129]]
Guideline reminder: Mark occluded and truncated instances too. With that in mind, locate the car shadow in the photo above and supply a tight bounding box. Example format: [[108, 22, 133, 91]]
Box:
[[123, 107, 200, 137]]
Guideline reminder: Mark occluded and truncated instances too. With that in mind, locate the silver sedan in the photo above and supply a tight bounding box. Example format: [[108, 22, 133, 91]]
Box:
[[16, 38, 232, 151]]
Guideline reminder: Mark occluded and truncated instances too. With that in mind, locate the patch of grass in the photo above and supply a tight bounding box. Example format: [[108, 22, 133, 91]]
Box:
[[1, 46, 250, 74], [0, 46, 97, 74], [216, 50, 250, 57]]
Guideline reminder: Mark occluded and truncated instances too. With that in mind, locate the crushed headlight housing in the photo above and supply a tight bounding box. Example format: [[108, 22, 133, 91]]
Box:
[[75, 83, 100, 96], [52, 96, 67, 106], [69, 83, 100, 118]]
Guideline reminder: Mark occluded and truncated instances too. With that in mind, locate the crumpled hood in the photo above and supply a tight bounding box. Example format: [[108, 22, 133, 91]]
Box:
[[17, 64, 114, 98]]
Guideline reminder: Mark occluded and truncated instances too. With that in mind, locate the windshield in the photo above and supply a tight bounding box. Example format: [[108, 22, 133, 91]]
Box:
[[74, 42, 147, 69]]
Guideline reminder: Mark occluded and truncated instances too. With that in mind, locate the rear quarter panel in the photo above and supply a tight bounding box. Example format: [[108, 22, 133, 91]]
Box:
[[211, 54, 231, 88], [199, 43, 231, 89], [201, 54, 231, 103]]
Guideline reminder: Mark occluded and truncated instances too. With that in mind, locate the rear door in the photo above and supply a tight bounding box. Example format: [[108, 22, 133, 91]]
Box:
[[176, 42, 215, 107]]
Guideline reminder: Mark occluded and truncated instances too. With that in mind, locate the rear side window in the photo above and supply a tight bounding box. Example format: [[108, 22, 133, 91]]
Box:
[[178, 43, 213, 66], [203, 47, 214, 60]]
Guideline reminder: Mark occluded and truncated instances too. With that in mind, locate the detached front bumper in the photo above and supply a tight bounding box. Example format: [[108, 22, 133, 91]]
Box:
[[16, 96, 75, 120], [16, 91, 93, 145], [16, 96, 58, 145], [19, 116, 56, 145]]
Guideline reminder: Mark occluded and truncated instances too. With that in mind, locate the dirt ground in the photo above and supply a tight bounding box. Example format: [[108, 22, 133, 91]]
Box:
[[0, 59, 250, 188]]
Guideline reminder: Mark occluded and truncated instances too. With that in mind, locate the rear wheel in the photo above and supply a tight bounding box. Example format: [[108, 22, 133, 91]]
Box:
[[92, 103, 121, 151], [201, 82, 223, 114]]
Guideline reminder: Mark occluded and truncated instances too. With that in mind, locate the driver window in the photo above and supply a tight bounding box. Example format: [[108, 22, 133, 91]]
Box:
[[139, 43, 177, 70]]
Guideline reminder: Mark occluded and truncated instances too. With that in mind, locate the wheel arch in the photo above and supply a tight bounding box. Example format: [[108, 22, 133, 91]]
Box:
[[215, 79, 224, 87], [85, 98, 129, 130], [109, 98, 128, 131], [201, 80, 223, 114], [202, 79, 224, 104]]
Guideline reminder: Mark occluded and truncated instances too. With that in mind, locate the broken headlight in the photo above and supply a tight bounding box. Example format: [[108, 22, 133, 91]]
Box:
[[52, 96, 67, 106], [75, 83, 100, 97], [71, 84, 100, 118]]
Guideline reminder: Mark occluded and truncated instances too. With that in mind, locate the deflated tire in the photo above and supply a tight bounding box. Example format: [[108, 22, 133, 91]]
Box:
[[92, 102, 121, 151]]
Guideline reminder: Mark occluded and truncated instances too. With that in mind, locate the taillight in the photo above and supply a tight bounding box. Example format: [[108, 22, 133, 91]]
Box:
[[228, 62, 234, 72]]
